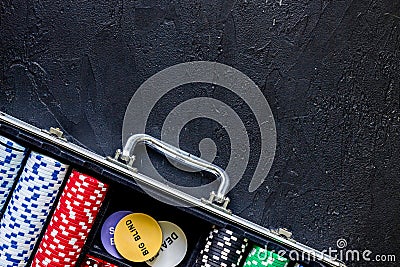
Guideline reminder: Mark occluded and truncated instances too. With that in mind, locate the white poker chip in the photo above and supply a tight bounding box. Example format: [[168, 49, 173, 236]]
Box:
[[146, 221, 188, 267], [0, 146, 26, 158], [0, 135, 26, 151]]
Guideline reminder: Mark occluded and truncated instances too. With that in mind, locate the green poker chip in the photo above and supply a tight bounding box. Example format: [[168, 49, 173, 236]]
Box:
[[243, 245, 290, 266]]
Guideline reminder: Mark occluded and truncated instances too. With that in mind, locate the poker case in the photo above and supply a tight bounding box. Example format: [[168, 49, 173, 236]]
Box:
[[0, 112, 346, 267]]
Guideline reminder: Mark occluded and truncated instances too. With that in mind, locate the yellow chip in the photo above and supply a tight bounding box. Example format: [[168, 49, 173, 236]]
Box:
[[114, 213, 162, 262]]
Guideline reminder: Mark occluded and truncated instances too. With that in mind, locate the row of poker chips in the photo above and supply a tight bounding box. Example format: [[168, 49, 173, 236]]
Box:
[[32, 170, 108, 267], [0, 150, 69, 267], [0, 135, 27, 211], [243, 245, 290, 267], [81, 254, 119, 267], [195, 227, 248, 267]]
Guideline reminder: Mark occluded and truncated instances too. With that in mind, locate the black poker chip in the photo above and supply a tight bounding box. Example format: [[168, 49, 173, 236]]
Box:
[[211, 228, 242, 241], [196, 227, 248, 267], [203, 242, 243, 261], [205, 236, 247, 252], [201, 247, 240, 263]]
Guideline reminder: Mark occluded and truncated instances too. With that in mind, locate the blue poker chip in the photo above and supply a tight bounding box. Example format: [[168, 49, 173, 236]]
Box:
[[0, 250, 30, 262], [13, 193, 55, 207], [9, 198, 52, 215], [0, 135, 26, 151], [0, 254, 29, 265], [7, 205, 49, 221], [13, 185, 59, 199], [0, 255, 25, 264], [0, 159, 22, 168], [0, 145, 25, 155], [20, 175, 62, 190], [0, 150, 25, 161], [0, 168, 19, 175], [26, 159, 67, 172], [0, 173, 16, 180], [22, 172, 63, 183], [0, 221, 40, 237], [12, 190, 58, 205], [0, 244, 32, 258], [22, 167, 64, 181], [0, 144, 25, 155], [11, 191, 55, 207], [29, 151, 66, 168], [13, 183, 59, 197], [0, 230, 38, 245], [8, 198, 52, 215], [0, 225, 40, 241], [0, 180, 12, 187], [25, 157, 66, 170], [4, 208, 47, 224]]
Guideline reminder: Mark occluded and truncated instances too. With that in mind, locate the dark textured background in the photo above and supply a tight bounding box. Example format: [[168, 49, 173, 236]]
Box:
[[1, 0, 399, 266]]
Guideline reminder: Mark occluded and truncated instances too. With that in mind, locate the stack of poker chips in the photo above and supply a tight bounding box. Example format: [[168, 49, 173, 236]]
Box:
[[195, 227, 248, 267], [0, 135, 26, 211], [243, 245, 290, 266], [0, 151, 68, 267], [32, 170, 108, 267]]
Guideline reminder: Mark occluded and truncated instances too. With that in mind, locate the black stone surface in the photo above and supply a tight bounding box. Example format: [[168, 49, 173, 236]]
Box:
[[1, 1, 399, 266]]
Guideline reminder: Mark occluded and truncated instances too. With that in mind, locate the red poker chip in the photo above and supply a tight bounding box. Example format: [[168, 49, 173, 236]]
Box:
[[41, 237, 86, 254], [68, 172, 107, 188], [34, 252, 65, 267], [42, 228, 87, 246], [63, 183, 107, 199], [40, 234, 82, 251], [59, 202, 99, 218], [52, 211, 94, 229], [48, 215, 91, 231], [45, 220, 89, 239], [62, 190, 103, 206], [66, 172, 105, 187], [37, 239, 82, 259], [45, 227, 87, 243], [60, 189, 102, 203], [64, 179, 106, 194], [48, 216, 86, 231], [52, 207, 95, 226], [59, 197, 101, 213], [66, 174, 103, 187], [35, 251, 77, 267], [37, 244, 81, 261], [47, 219, 90, 237], [46, 221, 90, 239], [57, 204, 98, 222], [74, 172, 107, 187], [33, 254, 53, 267], [55, 203, 98, 220], [52, 210, 95, 229]]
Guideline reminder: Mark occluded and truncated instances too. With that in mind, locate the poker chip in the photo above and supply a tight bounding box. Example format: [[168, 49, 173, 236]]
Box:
[[242, 245, 290, 267], [101, 210, 133, 259], [0, 150, 68, 267], [146, 221, 188, 267], [195, 226, 248, 267], [0, 135, 26, 211], [0, 135, 25, 152], [32, 170, 108, 267], [114, 213, 163, 262]]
